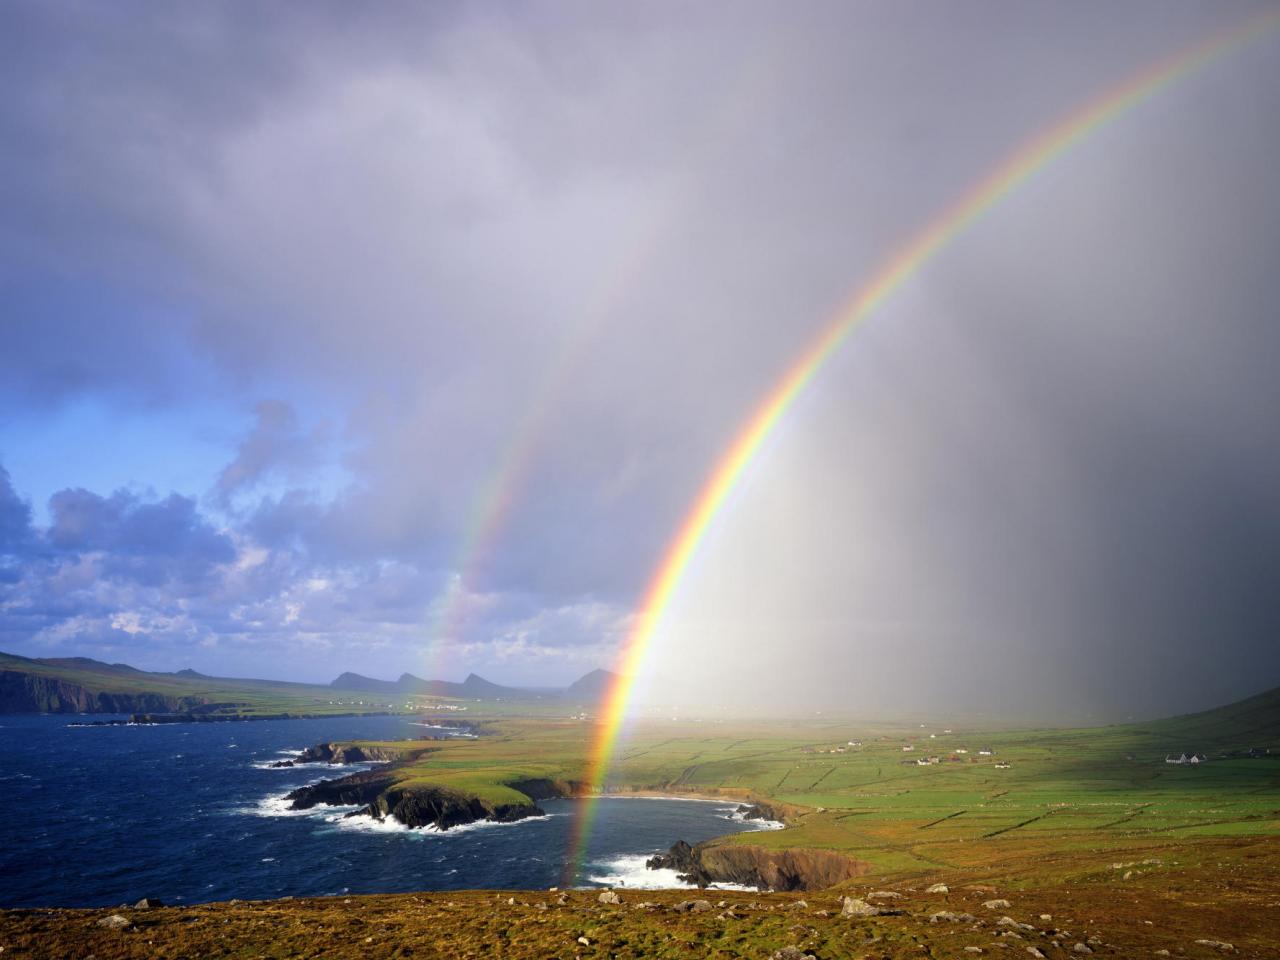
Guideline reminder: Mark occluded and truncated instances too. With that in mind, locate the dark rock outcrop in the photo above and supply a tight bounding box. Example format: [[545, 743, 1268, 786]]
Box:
[[276, 742, 426, 766], [356, 783, 545, 830], [286, 769, 399, 810], [284, 768, 567, 831]]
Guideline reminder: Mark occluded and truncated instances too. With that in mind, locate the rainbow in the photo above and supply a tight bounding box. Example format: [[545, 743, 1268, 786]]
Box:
[[563, 9, 1280, 883]]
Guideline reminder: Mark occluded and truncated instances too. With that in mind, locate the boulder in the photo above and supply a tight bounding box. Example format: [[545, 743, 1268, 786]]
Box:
[[134, 898, 163, 909], [925, 883, 949, 894], [597, 890, 622, 905], [983, 899, 1012, 910], [997, 917, 1036, 933], [867, 890, 903, 899], [1072, 944, 1092, 955], [840, 897, 879, 917], [771, 948, 817, 960], [97, 915, 132, 930]]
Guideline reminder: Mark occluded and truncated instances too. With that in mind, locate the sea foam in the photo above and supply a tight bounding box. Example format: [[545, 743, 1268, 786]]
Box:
[[584, 853, 758, 891]]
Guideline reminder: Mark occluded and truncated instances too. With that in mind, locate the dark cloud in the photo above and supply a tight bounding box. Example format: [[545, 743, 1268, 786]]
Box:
[[0, 2, 1277, 705], [0, 465, 34, 554]]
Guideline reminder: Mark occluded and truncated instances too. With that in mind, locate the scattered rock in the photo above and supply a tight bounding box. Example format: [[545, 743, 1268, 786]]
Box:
[[998, 917, 1036, 933], [577, 935, 590, 946], [867, 890, 904, 899], [674, 899, 713, 913], [633, 902, 659, 911], [965, 949, 985, 955], [930, 910, 977, 923], [133, 898, 163, 909], [597, 890, 622, 905], [840, 897, 880, 917], [96, 915, 132, 930], [786, 900, 808, 910], [1155, 951, 1171, 957], [926, 883, 950, 894], [1040, 915, 1052, 921], [1073, 945, 1092, 955], [984, 899, 1013, 910], [535, 902, 548, 911], [1027, 949, 1046, 959], [1194, 941, 1235, 954]]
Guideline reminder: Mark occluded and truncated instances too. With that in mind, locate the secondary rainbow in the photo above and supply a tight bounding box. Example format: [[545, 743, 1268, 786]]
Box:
[[564, 9, 1280, 883], [419, 60, 779, 679]]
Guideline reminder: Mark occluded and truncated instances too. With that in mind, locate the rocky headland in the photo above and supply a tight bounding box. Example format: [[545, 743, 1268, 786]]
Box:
[[646, 803, 867, 891], [278, 735, 588, 831]]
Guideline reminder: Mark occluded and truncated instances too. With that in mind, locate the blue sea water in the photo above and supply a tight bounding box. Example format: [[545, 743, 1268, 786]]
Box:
[[0, 714, 771, 908]]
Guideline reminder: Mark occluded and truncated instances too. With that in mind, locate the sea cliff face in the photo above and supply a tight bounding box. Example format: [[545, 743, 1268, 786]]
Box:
[[0, 671, 204, 714], [647, 812, 869, 891]]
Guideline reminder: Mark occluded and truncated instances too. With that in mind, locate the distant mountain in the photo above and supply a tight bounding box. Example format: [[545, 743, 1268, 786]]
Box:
[[332, 670, 527, 699], [565, 668, 619, 701], [331, 671, 403, 694], [330, 667, 620, 701]]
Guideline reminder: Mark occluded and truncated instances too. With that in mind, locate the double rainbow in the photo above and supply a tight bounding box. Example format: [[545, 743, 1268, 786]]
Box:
[[564, 9, 1280, 883]]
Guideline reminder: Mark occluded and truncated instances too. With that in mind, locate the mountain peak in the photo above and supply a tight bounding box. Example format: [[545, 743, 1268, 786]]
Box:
[[566, 668, 620, 700]]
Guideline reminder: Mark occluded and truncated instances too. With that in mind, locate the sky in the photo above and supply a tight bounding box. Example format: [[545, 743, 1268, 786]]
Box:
[[1, 1, 1278, 721]]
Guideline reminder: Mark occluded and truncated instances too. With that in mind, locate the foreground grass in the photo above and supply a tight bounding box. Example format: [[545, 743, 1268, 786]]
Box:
[[4, 840, 1277, 959]]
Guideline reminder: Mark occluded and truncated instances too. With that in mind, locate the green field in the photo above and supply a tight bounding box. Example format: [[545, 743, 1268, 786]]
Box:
[[309, 684, 1280, 885]]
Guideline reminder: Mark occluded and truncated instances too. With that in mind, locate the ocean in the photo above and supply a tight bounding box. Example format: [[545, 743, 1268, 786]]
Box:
[[0, 714, 775, 908]]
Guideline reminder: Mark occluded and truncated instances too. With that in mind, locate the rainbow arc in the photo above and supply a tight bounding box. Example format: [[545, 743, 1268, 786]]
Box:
[[563, 9, 1280, 884]]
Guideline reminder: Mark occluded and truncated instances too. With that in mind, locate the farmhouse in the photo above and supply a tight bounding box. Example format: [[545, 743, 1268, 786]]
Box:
[[1165, 753, 1206, 765], [978, 747, 995, 756], [902, 744, 915, 752]]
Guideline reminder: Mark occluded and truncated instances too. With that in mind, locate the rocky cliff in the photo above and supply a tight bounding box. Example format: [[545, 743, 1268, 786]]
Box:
[[0, 671, 205, 714], [648, 835, 868, 891]]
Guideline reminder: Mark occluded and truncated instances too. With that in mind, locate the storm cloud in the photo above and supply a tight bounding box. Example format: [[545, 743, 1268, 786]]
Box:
[[0, 1, 1277, 717]]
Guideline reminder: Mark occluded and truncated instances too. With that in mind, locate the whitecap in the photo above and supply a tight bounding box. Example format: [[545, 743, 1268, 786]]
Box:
[[324, 810, 552, 837], [585, 853, 766, 892], [234, 794, 364, 820]]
